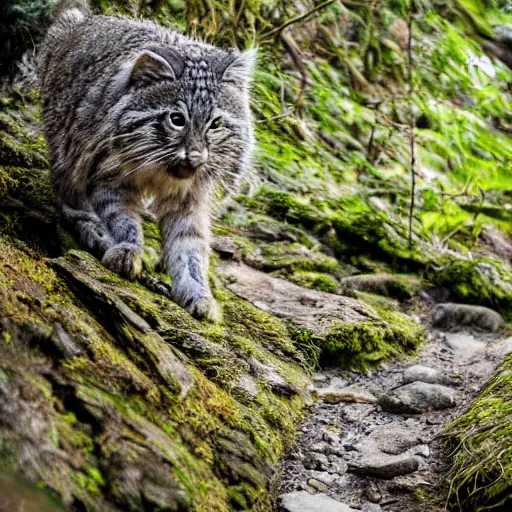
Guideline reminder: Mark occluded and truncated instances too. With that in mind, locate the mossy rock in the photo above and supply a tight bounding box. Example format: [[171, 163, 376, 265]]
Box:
[[444, 352, 512, 511], [240, 188, 438, 273], [340, 272, 422, 301], [427, 258, 512, 320], [220, 261, 424, 373], [320, 309, 424, 371], [0, 238, 310, 510]]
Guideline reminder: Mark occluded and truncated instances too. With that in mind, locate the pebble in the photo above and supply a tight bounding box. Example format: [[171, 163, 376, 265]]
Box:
[[348, 453, 419, 479], [364, 487, 382, 503], [310, 471, 338, 486], [388, 474, 432, 493], [279, 491, 358, 512], [379, 382, 457, 414], [303, 452, 329, 470], [443, 333, 486, 355], [370, 429, 421, 455], [411, 444, 430, 458], [402, 365, 458, 386]]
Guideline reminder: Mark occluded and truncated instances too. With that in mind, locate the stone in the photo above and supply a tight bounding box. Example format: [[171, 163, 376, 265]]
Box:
[[303, 452, 329, 470], [432, 303, 503, 332], [348, 453, 419, 479], [314, 386, 377, 404], [379, 382, 457, 414], [219, 262, 372, 337], [211, 235, 241, 259], [388, 474, 432, 493], [310, 471, 338, 486], [370, 428, 421, 455], [340, 272, 420, 300], [444, 333, 486, 355], [403, 365, 458, 386], [236, 374, 259, 400], [364, 487, 382, 503], [279, 491, 357, 512], [411, 444, 430, 458]]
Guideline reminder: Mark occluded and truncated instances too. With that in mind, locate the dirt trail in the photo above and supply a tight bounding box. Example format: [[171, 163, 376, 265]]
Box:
[[275, 320, 510, 512]]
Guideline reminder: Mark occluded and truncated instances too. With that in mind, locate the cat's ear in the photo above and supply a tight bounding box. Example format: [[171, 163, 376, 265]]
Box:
[[221, 48, 257, 85], [131, 49, 184, 85]]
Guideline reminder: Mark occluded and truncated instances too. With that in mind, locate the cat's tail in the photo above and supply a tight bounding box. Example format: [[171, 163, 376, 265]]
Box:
[[38, 0, 90, 76]]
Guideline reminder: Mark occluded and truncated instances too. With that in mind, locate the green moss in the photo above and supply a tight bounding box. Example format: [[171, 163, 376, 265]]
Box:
[[287, 270, 340, 293], [241, 189, 330, 234], [428, 258, 512, 320], [320, 311, 423, 371], [241, 189, 436, 273], [444, 353, 512, 511]]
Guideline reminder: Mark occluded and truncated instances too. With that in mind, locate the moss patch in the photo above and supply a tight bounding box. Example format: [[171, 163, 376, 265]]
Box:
[[444, 353, 512, 511], [427, 258, 512, 320], [320, 310, 424, 371]]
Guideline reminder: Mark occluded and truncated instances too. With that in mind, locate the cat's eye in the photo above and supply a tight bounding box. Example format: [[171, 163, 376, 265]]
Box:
[[209, 117, 223, 130], [169, 112, 186, 128]]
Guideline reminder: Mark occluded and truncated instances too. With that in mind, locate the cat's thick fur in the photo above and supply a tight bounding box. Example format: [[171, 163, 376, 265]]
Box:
[[38, 2, 256, 321]]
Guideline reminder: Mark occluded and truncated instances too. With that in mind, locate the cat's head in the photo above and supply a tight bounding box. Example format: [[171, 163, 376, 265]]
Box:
[[110, 42, 256, 191]]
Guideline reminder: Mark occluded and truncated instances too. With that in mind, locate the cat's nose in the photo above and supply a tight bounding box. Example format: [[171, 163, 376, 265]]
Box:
[[187, 148, 208, 169]]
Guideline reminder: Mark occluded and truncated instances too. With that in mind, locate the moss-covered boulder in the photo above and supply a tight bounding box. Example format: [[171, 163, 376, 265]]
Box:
[[219, 261, 423, 372]]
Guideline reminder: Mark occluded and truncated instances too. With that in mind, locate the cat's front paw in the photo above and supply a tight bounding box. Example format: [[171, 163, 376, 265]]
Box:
[[186, 296, 222, 323], [102, 243, 142, 280]]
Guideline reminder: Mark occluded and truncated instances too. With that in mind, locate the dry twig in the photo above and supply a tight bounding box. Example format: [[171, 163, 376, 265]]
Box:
[[407, 1, 416, 247], [261, 0, 336, 39]]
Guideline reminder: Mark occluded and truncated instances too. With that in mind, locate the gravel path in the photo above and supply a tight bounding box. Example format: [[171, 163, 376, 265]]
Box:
[[275, 317, 511, 512]]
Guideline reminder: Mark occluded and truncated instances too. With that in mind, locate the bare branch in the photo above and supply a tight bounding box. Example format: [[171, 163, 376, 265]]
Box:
[[261, 0, 336, 40], [407, 2, 416, 247]]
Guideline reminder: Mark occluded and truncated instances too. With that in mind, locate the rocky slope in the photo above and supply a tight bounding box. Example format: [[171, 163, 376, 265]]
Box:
[[1, 1, 512, 511]]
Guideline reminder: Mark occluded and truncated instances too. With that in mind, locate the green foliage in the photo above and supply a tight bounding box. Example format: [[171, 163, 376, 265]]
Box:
[[0, 0, 56, 73]]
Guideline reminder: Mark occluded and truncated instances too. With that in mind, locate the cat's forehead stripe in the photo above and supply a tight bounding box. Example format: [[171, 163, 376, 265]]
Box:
[[183, 59, 217, 107]]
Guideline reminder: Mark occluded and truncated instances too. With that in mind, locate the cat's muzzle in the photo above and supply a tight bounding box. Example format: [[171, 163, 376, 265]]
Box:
[[169, 149, 208, 179]]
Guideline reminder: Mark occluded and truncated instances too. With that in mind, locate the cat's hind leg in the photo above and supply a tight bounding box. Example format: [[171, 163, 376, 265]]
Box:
[[61, 203, 115, 255]]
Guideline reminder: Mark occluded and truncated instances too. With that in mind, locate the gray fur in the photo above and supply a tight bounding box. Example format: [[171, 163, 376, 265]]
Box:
[[38, 2, 256, 321]]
